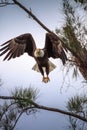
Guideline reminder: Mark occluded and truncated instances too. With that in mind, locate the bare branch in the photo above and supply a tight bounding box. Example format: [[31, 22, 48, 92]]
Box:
[[11, 111, 23, 130], [13, 0, 52, 33]]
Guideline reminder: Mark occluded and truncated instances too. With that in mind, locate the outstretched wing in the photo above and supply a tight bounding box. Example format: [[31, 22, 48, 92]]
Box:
[[0, 33, 36, 60], [44, 33, 67, 64]]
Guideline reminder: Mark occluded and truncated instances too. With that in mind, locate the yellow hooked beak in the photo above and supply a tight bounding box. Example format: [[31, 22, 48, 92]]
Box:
[[36, 48, 41, 54]]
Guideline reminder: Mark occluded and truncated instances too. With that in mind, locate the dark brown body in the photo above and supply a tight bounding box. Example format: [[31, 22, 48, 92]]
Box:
[[34, 52, 49, 76]]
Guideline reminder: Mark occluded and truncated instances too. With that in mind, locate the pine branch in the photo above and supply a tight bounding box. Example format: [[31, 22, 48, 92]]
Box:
[[0, 95, 87, 122]]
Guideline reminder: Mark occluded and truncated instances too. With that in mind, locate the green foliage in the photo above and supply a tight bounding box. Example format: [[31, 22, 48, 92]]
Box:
[[12, 87, 38, 100], [67, 94, 87, 116], [56, 0, 87, 80], [67, 94, 87, 130], [62, 0, 87, 51], [63, 0, 82, 48], [72, 66, 79, 79], [0, 87, 39, 130], [74, 0, 85, 4], [0, 101, 18, 130], [67, 96, 82, 112], [74, 0, 87, 11], [12, 87, 39, 109]]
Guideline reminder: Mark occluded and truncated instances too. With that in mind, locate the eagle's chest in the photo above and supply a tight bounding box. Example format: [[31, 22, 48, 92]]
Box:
[[35, 56, 48, 67]]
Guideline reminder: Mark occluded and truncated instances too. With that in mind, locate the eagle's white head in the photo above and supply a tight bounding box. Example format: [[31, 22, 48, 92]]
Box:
[[34, 48, 44, 58]]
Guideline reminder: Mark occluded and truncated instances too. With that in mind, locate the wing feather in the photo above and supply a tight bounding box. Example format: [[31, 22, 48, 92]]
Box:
[[44, 33, 67, 64], [0, 33, 36, 60]]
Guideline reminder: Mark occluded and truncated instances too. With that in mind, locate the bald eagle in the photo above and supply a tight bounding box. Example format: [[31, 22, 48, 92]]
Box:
[[0, 33, 67, 83]]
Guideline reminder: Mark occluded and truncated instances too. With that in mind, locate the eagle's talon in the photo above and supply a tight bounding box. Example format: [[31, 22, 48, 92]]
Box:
[[42, 77, 50, 83]]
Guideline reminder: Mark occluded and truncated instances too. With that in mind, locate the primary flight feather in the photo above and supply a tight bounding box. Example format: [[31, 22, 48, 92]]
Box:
[[0, 33, 67, 83]]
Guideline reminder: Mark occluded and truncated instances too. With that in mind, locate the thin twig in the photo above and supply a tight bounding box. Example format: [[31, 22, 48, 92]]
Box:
[[0, 2, 14, 7], [11, 111, 23, 130]]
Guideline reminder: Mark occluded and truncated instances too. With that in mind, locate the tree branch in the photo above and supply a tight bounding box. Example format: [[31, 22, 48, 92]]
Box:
[[12, 111, 23, 130], [13, 0, 52, 34], [0, 95, 87, 122], [0, 1, 14, 7]]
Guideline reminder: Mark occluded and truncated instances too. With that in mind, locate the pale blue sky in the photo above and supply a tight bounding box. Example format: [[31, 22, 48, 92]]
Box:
[[0, 0, 86, 130]]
